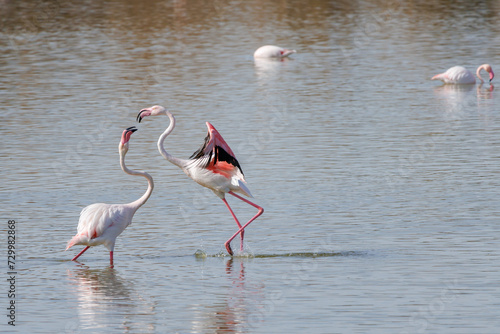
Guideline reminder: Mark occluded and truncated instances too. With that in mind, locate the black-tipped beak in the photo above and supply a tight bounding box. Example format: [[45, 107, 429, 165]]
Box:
[[127, 126, 138, 132], [137, 109, 146, 123]]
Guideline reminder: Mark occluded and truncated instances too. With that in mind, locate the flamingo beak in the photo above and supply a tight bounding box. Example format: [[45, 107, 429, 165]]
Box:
[[136, 109, 151, 123], [489, 71, 494, 83], [121, 126, 137, 144]]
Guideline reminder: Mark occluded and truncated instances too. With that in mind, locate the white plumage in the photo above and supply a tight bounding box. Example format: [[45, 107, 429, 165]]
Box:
[[69, 203, 131, 250], [254, 45, 296, 58], [66, 127, 153, 266], [432, 64, 494, 84]]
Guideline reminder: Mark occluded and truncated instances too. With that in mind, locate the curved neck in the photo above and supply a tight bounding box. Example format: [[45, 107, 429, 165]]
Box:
[[120, 150, 154, 210], [158, 110, 188, 169], [476, 66, 485, 84]]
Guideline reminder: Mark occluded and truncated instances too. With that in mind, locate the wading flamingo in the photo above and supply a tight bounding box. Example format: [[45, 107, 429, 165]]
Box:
[[431, 64, 494, 84], [254, 45, 296, 58], [66, 127, 154, 267], [137, 106, 263, 255]]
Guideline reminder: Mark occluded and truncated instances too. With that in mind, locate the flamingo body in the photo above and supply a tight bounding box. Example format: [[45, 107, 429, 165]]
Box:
[[137, 106, 263, 255], [431, 66, 475, 84], [254, 45, 296, 58], [432, 64, 494, 84], [66, 203, 134, 251], [66, 127, 153, 266]]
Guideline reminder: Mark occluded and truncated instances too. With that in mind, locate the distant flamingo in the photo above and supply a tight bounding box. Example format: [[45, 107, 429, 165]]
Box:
[[254, 45, 296, 58], [431, 64, 494, 84], [66, 127, 154, 267], [137, 106, 263, 255]]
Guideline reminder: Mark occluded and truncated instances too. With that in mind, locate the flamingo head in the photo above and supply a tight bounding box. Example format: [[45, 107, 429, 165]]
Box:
[[477, 64, 494, 83], [119, 126, 137, 153], [486, 65, 494, 82], [137, 105, 167, 123]]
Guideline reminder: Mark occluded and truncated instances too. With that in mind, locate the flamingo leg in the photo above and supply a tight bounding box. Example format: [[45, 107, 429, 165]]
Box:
[[71, 246, 90, 261], [222, 198, 245, 253], [224, 191, 264, 256], [110, 251, 114, 268]]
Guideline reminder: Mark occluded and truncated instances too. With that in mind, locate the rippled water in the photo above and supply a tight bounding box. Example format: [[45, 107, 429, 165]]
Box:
[[1, 0, 500, 333]]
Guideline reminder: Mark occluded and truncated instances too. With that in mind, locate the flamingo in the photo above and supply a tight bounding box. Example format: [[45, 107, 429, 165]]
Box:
[[254, 45, 296, 58], [66, 126, 154, 267], [137, 106, 263, 256], [431, 64, 494, 84]]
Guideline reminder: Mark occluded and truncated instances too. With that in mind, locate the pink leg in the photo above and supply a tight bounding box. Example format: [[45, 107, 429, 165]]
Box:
[[71, 246, 90, 261], [110, 251, 114, 268], [222, 198, 244, 251], [224, 191, 264, 256]]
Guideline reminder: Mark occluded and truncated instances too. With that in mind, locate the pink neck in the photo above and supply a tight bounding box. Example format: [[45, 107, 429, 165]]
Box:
[[476, 67, 485, 83]]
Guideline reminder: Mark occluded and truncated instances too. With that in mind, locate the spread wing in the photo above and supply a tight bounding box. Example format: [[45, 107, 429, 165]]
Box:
[[189, 122, 244, 176]]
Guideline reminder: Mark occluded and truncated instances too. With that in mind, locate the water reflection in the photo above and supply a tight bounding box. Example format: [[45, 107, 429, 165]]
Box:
[[476, 83, 494, 99], [67, 266, 156, 333], [433, 83, 474, 95], [254, 57, 294, 84], [433, 83, 495, 114], [191, 259, 265, 333]]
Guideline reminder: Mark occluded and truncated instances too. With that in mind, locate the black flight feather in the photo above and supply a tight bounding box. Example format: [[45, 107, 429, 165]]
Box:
[[189, 133, 244, 175]]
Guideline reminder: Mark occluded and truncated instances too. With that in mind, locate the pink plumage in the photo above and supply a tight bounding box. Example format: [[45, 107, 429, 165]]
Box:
[[137, 106, 263, 255], [66, 127, 154, 266]]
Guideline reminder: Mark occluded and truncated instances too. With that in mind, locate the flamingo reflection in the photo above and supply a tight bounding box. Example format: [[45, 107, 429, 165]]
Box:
[[191, 259, 265, 333], [67, 266, 156, 333]]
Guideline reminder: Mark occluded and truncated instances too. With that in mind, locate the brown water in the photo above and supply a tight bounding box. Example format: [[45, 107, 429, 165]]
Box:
[[1, 0, 500, 333]]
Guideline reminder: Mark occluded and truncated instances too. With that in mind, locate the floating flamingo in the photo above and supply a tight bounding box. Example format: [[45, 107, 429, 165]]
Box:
[[431, 64, 494, 84], [66, 127, 154, 267], [254, 45, 296, 58], [137, 106, 263, 255]]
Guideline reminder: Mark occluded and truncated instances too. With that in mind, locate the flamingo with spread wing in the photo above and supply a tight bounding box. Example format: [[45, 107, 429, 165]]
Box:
[[137, 106, 263, 255]]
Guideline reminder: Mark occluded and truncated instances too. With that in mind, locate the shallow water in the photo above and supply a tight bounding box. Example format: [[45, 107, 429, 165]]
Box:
[[1, 0, 500, 333]]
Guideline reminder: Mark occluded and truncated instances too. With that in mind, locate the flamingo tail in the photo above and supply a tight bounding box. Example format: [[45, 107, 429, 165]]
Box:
[[235, 179, 253, 198], [65, 233, 88, 250], [431, 73, 445, 81]]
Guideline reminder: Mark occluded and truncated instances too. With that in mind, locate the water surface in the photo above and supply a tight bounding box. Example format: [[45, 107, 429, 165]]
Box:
[[1, 0, 500, 333]]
